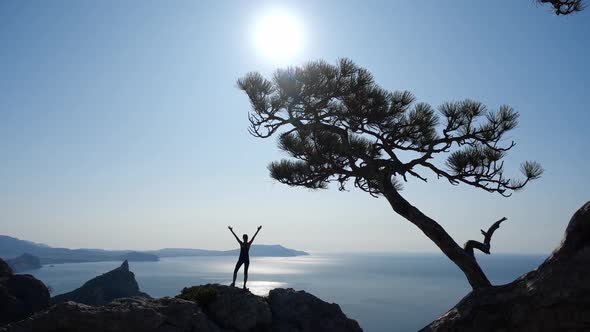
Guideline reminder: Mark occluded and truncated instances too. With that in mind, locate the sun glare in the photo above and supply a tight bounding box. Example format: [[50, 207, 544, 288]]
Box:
[[253, 9, 304, 63]]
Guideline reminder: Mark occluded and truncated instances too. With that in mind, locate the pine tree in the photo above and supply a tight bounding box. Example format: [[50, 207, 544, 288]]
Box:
[[238, 59, 543, 289], [537, 0, 584, 15]]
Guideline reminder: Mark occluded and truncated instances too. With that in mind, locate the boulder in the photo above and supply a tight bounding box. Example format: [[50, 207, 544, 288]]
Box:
[[177, 284, 271, 332], [177, 284, 362, 332], [52, 260, 150, 305], [421, 201, 590, 332], [0, 258, 50, 325], [268, 288, 363, 332]]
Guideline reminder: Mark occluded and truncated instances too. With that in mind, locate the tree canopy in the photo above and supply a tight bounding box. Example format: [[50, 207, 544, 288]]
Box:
[[238, 59, 543, 289], [537, 0, 585, 15], [238, 59, 542, 199]]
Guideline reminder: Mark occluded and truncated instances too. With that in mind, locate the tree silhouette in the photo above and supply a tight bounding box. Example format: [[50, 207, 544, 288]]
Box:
[[537, 0, 585, 15], [238, 59, 543, 289]]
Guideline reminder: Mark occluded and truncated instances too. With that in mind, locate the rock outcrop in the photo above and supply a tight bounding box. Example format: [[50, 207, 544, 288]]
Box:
[[0, 258, 50, 325], [268, 288, 363, 332], [5, 284, 362, 332], [421, 201, 590, 332], [51, 260, 150, 305], [178, 284, 271, 332], [5, 254, 42, 273]]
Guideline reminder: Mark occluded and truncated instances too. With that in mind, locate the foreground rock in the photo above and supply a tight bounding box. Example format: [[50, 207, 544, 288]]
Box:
[[422, 201, 590, 332], [52, 260, 150, 305], [4, 284, 362, 332], [269, 288, 363, 332], [1, 297, 220, 332], [178, 284, 271, 331], [0, 258, 50, 325], [5, 254, 42, 273]]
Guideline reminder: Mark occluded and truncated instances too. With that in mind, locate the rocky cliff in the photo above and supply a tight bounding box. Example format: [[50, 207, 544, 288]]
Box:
[[421, 201, 590, 332], [51, 260, 150, 305], [3, 284, 362, 332], [0, 258, 49, 325]]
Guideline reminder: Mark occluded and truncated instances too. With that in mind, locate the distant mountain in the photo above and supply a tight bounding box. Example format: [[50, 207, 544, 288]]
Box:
[[0, 236, 50, 258], [52, 260, 150, 305], [148, 244, 309, 258], [0, 235, 158, 265], [243, 244, 309, 257], [119, 251, 159, 262], [5, 253, 42, 272], [0, 235, 308, 266]]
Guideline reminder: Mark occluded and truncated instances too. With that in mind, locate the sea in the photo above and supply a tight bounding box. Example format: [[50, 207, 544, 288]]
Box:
[[28, 253, 545, 332]]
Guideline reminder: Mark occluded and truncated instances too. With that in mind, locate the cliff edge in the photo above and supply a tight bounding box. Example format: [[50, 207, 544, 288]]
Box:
[[3, 284, 362, 332]]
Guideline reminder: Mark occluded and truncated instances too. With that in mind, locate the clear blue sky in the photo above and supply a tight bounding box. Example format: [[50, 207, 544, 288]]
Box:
[[1, 1, 588, 254]]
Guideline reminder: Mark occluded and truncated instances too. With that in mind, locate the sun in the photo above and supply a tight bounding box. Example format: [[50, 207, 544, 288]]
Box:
[[252, 9, 304, 63]]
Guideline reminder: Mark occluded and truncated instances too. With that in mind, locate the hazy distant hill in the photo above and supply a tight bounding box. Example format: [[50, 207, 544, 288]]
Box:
[[0, 235, 158, 264], [5, 253, 42, 272], [148, 244, 309, 258], [0, 235, 308, 266]]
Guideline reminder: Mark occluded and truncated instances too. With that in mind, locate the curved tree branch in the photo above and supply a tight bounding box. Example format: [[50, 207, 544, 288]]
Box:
[[464, 217, 508, 256]]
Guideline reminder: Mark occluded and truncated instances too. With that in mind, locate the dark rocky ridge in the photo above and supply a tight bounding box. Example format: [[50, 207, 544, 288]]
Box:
[[0, 258, 49, 325], [150, 244, 309, 258], [268, 287, 364, 332], [51, 260, 150, 305], [3, 284, 362, 332], [421, 201, 590, 332], [5, 254, 42, 273]]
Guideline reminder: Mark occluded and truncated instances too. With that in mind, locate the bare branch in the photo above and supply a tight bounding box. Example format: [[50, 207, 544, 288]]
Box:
[[464, 217, 508, 256]]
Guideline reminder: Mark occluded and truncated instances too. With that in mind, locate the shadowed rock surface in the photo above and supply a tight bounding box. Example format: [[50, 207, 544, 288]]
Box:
[[4, 284, 362, 332], [1, 297, 220, 332], [51, 260, 150, 305], [0, 258, 50, 325], [421, 201, 590, 332], [0, 260, 12, 277], [178, 284, 271, 332], [269, 288, 363, 332]]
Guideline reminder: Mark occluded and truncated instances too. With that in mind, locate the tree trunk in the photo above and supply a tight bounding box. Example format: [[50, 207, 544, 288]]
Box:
[[380, 179, 491, 289], [421, 201, 590, 332]]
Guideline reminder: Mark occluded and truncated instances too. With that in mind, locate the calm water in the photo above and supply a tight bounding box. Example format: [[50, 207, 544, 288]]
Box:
[[28, 253, 545, 332]]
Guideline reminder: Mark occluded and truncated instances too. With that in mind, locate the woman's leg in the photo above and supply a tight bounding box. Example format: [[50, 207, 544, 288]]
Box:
[[232, 259, 244, 286], [243, 260, 250, 289]]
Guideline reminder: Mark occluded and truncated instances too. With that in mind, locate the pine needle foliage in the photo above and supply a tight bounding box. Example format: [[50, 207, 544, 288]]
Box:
[[537, 0, 585, 15], [238, 59, 542, 198]]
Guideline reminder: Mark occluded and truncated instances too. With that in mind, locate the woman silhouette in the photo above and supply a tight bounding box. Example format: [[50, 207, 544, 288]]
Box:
[[228, 225, 262, 289]]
